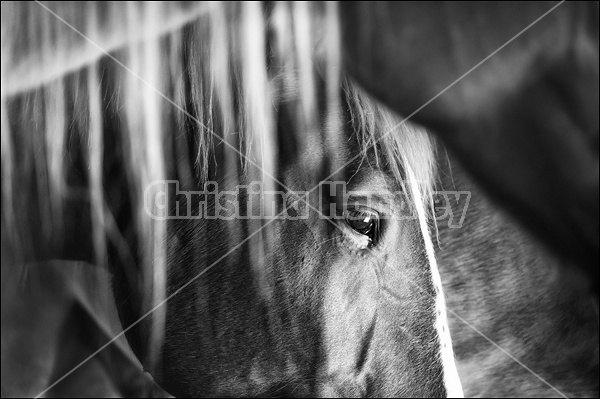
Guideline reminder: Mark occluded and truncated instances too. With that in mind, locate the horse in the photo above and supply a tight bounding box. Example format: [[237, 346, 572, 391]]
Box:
[[1, 1, 598, 397], [1, 2, 462, 397]]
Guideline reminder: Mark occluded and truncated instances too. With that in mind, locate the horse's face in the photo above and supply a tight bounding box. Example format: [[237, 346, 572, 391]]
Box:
[[276, 167, 445, 397], [157, 91, 448, 397]]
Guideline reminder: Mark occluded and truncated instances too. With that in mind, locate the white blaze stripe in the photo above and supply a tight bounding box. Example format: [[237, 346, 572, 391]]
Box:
[[406, 166, 464, 398]]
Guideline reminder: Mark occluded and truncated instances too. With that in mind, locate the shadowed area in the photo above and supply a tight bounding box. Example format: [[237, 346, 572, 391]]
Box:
[[0, 261, 168, 397], [340, 1, 599, 292], [436, 150, 599, 397]]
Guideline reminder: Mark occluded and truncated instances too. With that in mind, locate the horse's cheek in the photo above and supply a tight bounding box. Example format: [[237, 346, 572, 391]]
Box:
[[318, 249, 379, 395]]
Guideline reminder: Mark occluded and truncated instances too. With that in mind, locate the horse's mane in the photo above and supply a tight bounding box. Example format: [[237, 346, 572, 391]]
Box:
[[1, 0, 439, 372]]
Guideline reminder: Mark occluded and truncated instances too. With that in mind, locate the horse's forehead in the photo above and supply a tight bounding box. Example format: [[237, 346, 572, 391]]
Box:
[[282, 149, 401, 195]]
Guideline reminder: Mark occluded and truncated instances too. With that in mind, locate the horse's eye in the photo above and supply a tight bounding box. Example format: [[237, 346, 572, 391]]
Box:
[[345, 208, 380, 244]]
